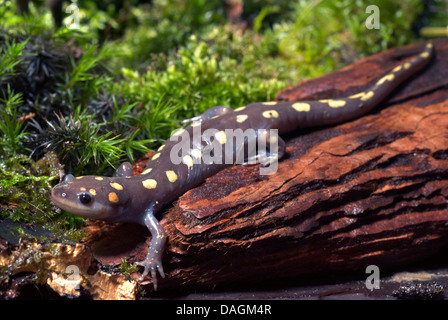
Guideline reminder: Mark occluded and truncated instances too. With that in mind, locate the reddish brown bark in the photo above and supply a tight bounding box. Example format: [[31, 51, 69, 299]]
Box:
[[80, 39, 448, 295]]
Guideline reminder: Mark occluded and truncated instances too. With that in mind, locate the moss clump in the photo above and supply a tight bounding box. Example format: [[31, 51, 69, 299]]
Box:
[[0, 152, 86, 241]]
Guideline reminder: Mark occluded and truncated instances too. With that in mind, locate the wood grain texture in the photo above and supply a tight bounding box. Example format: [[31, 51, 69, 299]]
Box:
[[74, 39, 448, 295]]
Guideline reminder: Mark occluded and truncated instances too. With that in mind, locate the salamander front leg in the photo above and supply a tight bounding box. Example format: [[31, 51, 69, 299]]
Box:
[[135, 205, 167, 290], [182, 105, 233, 124]]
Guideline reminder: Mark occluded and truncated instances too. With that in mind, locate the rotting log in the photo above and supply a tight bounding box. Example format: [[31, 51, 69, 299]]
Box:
[[132, 38, 448, 293], [0, 233, 137, 299], [54, 39, 448, 295]]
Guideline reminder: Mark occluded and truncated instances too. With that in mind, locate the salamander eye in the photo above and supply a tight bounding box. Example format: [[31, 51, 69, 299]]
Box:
[[78, 192, 92, 205]]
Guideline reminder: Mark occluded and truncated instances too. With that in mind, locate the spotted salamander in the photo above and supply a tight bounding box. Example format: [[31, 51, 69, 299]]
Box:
[[51, 43, 434, 290]]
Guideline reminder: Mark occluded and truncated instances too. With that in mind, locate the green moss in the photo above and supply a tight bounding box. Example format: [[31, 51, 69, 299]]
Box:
[[117, 33, 286, 130], [0, 152, 86, 242], [119, 258, 138, 278], [274, 0, 424, 77], [0, 0, 445, 245]]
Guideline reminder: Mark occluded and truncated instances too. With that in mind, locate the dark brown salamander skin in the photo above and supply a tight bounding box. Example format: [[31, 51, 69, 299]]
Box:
[[51, 43, 434, 290]]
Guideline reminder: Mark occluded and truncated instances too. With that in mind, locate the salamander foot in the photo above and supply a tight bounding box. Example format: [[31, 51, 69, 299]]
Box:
[[136, 253, 165, 291], [137, 206, 167, 291]]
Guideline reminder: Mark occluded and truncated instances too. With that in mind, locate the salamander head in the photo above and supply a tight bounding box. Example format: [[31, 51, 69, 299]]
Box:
[[51, 174, 131, 222]]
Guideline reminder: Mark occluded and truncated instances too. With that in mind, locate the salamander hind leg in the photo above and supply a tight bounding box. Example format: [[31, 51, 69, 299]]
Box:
[[238, 129, 285, 175], [113, 162, 133, 177], [136, 206, 167, 291]]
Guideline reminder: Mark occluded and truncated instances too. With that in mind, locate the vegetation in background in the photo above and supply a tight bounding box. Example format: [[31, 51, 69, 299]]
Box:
[[0, 0, 445, 240]]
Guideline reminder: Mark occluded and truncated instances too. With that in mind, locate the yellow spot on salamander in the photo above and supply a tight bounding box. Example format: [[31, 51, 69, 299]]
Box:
[[291, 102, 311, 112], [110, 182, 123, 190], [108, 192, 119, 203], [80, 187, 86, 191], [420, 51, 430, 58], [95, 177, 103, 181], [262, 110, 279, 119], [392, 65, 402, 72], [360, 91, 374, 101], [183, 155, 194, 168], [427, 43, 433, 48], [157, 145, 165, 151], [76, 176, 84, 179], [327, 100, 346, 108], [349, 92, 366, 99], [166, 170, 178, 183], [89, 189, 96, 196], [262, 101, 277, 105], [142, 179, 157, 189], [236, 114, 248, 123], [142, 167, 152, 175], [404, 62, 411, 70], [376, 73, 395, 85], [191, 148, 202, 159], [215, 130, 227, 144], [152, 153, 161, 160], [234, 106, 246, 112], [171, 128, 185, 137]]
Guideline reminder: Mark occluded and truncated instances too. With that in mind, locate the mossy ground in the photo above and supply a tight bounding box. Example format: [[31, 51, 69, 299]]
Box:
[[0, 0, 445, 241]]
